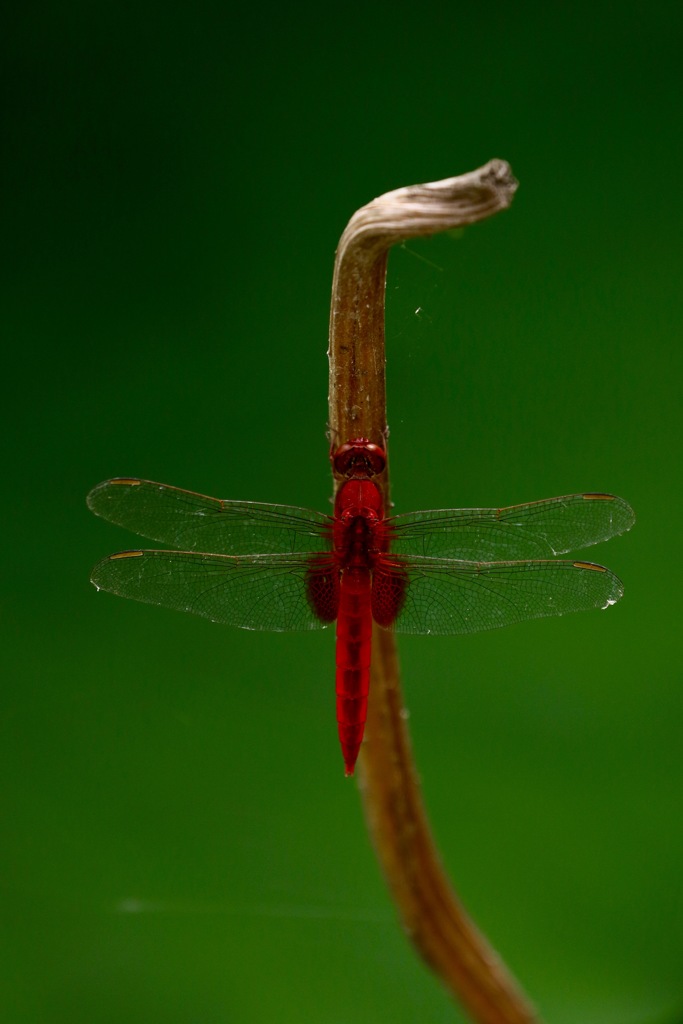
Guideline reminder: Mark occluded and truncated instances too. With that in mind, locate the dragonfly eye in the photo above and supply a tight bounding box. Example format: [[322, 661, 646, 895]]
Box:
[[332, 439, 387, 478]]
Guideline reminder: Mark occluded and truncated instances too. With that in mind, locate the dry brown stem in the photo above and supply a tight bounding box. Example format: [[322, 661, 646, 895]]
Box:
[[327, 160, 539, 1024]]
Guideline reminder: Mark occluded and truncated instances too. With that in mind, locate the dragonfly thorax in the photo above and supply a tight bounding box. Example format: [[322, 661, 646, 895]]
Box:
[[333, 478, 385, 568], [334, 478, 384, 524]]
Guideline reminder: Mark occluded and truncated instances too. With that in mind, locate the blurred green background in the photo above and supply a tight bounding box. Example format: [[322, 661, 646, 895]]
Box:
[[2, 3, 682, 1022]]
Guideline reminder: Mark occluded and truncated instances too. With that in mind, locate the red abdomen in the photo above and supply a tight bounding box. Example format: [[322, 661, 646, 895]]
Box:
[[335, 566, 373, 775]]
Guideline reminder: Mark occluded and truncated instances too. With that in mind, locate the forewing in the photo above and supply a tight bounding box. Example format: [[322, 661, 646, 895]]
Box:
[[387, 493, 635, 560], [91, 550, 333, 631], [87, 478, 332, 555], [388, 556, 624, 636]]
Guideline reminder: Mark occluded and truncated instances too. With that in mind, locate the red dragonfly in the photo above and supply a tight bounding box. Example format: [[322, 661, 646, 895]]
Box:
[[88, 438, 634, 774]]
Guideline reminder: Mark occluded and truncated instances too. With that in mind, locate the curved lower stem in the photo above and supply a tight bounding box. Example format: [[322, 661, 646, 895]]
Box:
[[328, 161, 538, 1024]]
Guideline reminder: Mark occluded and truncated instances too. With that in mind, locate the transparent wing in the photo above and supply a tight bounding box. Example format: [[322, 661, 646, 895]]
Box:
[[387, 493, 635, 561], [91, 550, 334, 631], [87, 478, 332, 555], [385, 556, 624, 636]]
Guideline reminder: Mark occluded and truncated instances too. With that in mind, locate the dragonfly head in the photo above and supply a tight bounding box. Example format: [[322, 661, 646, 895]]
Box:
[[332, 438, 386, 479]]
